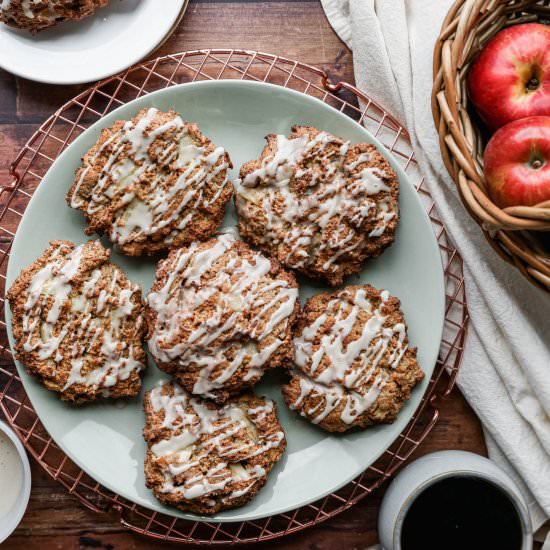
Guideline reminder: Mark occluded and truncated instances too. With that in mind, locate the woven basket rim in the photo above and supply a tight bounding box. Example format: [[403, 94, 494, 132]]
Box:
[[432, 0, 550, 292]]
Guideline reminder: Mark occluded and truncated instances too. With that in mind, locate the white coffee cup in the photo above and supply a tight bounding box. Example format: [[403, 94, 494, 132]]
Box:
[[378, 450, 532, 550], [0, 420, 32, 544]]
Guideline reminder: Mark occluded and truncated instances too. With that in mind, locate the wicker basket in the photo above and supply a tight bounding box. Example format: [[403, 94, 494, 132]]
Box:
[[433, 0, 550, 292]]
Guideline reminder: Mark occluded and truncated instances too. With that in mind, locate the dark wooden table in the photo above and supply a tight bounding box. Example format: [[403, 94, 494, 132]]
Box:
[[0, 1, 486, 548]]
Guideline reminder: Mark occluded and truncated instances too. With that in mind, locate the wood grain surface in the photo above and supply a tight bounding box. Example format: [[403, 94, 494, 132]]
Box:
[[0, 1, 486, 548]]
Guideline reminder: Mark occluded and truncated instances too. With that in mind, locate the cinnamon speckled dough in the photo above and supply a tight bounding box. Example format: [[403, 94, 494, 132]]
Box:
[[0, 0, 109, 32], [143, 381, 286, 514], [146, 232, 299, 403], [67, 107, 233, 256], [7, 240, 147, 403], [282, 285, 423, 432], [234, 126, 400, 286]]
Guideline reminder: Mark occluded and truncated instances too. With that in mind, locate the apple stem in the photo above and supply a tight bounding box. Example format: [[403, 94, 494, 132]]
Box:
[[527, 77, 540, 91], [531, 159, 544, 169]]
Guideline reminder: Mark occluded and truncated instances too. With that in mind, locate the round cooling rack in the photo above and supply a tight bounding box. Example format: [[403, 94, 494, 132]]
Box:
[[0, 49, 469, 544]]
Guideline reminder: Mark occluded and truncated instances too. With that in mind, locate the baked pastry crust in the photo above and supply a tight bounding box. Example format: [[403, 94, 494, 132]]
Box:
[[7, 240, 147, 403], [235, 125, 399, 286], [146, 232, 299, 403], [0, 0, 109, 32], [143, 381, 286, 514], [68, 108, 233, 256], [282, 284, 423, 432]]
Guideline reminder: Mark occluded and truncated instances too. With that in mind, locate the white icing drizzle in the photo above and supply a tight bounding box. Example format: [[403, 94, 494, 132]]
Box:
[[234, 130, 397, 274], [19, 241, 145, 394], [147, 233, 298, 398], [289, 287, 408, 425], [22, 0, 40, 18], [70, 108, 230, 248], [147, 382, 283, 502]]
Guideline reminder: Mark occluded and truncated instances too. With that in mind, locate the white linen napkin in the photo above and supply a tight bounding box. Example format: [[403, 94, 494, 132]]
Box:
[[320, 0, 550, 540]]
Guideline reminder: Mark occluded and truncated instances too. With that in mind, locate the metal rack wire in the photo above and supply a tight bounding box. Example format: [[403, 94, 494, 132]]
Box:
[[0, 49, 469, 544]]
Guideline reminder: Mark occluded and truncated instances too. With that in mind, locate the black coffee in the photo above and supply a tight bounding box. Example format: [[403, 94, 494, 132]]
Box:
[[400, 476, 523, 550]]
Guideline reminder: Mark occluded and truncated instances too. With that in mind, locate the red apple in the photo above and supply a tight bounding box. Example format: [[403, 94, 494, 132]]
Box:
[[468, 23, 550, 131], [484, 116, 550, 208]]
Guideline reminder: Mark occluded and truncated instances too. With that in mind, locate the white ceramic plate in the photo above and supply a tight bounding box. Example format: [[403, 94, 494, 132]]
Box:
[[0, 0, 187, 84], [5, 80, 445, 522]]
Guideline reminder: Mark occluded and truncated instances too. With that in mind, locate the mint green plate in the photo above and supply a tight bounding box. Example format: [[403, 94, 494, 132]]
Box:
[[5, 80, 445, 522]]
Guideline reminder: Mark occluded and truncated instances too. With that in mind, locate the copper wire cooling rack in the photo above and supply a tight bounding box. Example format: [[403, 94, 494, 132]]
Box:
[[0, 50, 469, 544]]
